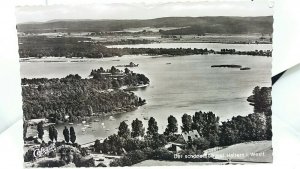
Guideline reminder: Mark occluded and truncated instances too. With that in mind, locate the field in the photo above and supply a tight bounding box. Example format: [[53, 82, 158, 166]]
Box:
[[134, 140, 272, 166], [204, 140, 272, 163]]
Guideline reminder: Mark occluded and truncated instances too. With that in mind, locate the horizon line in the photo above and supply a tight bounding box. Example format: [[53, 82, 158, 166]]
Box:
[[17, 15, 273, 25]]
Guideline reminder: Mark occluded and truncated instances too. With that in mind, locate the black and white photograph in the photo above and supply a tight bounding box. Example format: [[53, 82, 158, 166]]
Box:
[[17, 0, 273, 167]]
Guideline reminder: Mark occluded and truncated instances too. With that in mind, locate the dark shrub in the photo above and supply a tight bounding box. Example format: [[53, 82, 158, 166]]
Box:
[[110, 150, 147, 167], [24, 149, 36, 162], [193, 138, 210, 150], [37, 160, 66, 167], [48, 151, 56, 158], [152, 148, 174, 160], [77, 158, 95, 167], [97, 162, 107, 167]]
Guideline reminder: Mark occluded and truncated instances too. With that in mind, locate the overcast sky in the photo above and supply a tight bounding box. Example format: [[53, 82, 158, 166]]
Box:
[[15, 0, 273, 24]]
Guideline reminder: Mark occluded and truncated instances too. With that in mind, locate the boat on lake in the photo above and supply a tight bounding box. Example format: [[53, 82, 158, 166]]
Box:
[[124, 83, 149, 91], [109, 116, 115, 121]]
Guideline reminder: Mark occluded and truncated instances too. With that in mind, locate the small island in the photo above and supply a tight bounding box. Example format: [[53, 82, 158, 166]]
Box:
[[211, 65, 251, 70], [240, 67, 251, 70], [116, 62, 139, 68], [211, 64, 242, 68]]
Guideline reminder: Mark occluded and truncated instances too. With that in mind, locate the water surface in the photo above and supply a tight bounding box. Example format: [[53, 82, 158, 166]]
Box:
[[22, 44, 271, 144]]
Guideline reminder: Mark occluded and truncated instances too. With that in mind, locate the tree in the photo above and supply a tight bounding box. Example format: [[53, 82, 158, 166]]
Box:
[[266, 115, 272, 140], [202, 111, 220, 147], [147, 117, 158, 136], [193, 137, 210, 150], [53, 127, 58, 142], [124, 68, 130, 74], [70, 126, 76, 144], [110, 66, 117, 74], [164, 115, 178, 135], [63, 126, 70, 143], [107, 134, 123, 155], [248, 86, 272, 115], [23, 119, 28, 140], [181, 114, 192, 132], [49, 125, 54, 142], [192, 111, 204, 135], [94, 139, 102, 153], [118, 121, 131, 139], [37, 121, 44, 140], [131, 118, 145, 138], [87, 105, 93, 116], [149, 134, 167, 149], [219, 121, 237, 146], [112, 79, 120, 88]]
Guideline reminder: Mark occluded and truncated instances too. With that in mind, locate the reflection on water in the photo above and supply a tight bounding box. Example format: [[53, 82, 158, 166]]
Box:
[[22, 46, 271, 144]]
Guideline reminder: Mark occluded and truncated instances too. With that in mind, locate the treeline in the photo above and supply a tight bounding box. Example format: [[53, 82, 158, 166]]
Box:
[[247, 86, 272, 115], [96, 109, 271, 166], [120, 48, 272, 57], [18, 36, 124, 58], [91, 85, 272, 166], [220, 86, 272, 146], [217, 49, 272, 57], [22, 67, 149, 121], [99, 39, 157, 45], [18, 36, 272, 59], [220, 113, 272, 146], [121, 47, 213, 56]]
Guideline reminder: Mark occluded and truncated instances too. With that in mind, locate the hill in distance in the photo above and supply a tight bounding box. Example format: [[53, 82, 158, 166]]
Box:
[[17, 16, 273, 35]]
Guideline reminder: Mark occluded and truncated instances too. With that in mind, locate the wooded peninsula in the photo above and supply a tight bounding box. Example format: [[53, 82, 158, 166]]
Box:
[[22, 66, 149, 122]]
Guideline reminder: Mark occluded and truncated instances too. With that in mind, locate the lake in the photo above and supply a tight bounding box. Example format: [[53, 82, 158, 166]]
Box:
[[22, 43, 271, 145]]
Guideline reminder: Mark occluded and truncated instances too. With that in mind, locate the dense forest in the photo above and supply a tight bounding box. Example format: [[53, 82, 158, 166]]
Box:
[[17, 16, 273, 34], [18, 36, 272, 58], [18, 36, 124, 58], [22, 67, 149, 121]]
